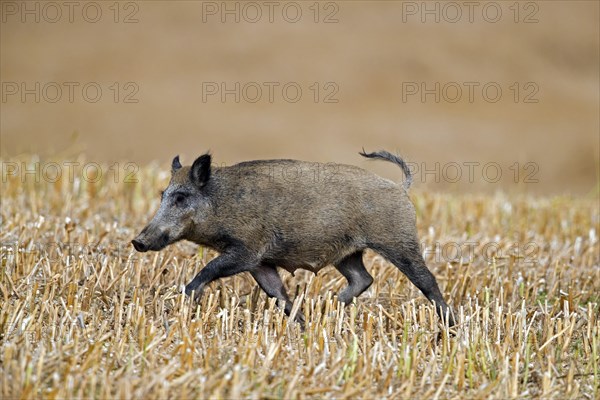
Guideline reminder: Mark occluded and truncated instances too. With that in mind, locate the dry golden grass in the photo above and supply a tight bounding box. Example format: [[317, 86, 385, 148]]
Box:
[[1, 159, 599, 399]]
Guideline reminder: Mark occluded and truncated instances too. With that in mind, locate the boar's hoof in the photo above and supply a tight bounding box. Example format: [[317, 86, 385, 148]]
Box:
[[184, 285, 204, 302], [294, 312, 306, 330], [337, 293, 355, 305]]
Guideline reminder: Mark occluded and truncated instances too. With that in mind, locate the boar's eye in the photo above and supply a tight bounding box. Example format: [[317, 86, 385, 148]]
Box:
[[172, 192, 189, 206]]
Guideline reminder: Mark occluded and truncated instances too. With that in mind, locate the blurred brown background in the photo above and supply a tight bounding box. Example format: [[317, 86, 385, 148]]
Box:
[[1, 1, 598, 194]]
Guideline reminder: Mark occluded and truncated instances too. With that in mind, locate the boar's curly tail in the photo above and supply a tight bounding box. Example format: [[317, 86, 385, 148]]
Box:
[[359, 149, 413, 189]]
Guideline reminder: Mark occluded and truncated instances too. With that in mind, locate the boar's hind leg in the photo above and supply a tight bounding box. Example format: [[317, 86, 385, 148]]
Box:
[[335, 251, 374, 304], [376, 242, 455, 326], [251, 265, 305, 326]]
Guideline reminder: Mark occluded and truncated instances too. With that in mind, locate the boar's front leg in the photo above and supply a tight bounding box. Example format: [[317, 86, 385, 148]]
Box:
[[185, 251, 258, 298], [251, 264, 305, 327]]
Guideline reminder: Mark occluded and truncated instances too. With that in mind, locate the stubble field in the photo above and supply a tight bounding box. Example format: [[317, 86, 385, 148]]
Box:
[[1, 160, 599, 399]]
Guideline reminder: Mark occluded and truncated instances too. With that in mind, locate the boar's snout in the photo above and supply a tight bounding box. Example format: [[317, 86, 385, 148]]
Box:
[[131, 239, 148, 252], [131, 228, 170, 252]]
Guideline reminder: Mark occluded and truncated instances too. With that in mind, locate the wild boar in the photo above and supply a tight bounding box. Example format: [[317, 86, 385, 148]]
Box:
[[132, 150, 455, 327]]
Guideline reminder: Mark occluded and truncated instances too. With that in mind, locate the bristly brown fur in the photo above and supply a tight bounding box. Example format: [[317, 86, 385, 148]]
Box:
[[133, 150, 455, 326]]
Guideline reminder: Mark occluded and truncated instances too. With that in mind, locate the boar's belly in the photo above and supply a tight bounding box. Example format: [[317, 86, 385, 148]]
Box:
[[265, 257, 326, 275]]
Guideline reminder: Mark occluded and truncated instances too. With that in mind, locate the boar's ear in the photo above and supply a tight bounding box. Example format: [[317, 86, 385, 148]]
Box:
[[171, 155, 182, 173], [190, 153, 211, 188]]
